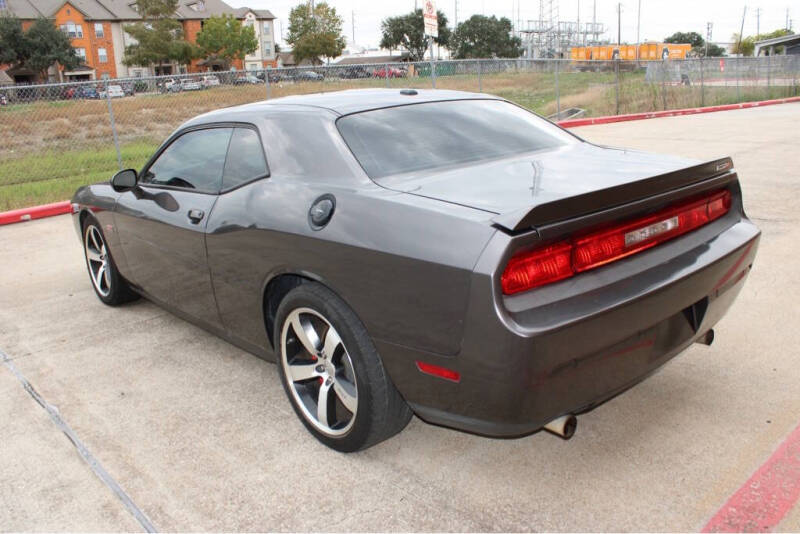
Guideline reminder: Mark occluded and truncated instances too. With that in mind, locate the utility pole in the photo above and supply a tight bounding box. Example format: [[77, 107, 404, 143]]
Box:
[[592, 0, 597, 45], [756, 7, 761, 36], [617, 3, 622, 46], [737, 6, 747, 56], [454, 0, 458, 27], [351, 10, 355, 44], [786, 8, 790, 30], [636, 0, 641, 60], [706, 22, 713, 57]]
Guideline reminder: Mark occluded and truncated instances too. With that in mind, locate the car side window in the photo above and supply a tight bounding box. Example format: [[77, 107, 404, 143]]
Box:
[[142, 127, 233, 193], [222, 127, 269, 190]]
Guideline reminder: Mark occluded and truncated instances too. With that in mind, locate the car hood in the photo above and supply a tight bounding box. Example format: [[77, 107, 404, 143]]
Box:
[[376, 142, 727, 231]]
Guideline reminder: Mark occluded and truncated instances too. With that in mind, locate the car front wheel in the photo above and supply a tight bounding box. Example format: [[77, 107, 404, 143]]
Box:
[[275, 282, 412, 452], [82, 218, 138, 306]]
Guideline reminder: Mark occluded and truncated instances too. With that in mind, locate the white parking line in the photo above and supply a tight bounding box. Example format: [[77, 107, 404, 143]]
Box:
[[0, 348, 157, 533]]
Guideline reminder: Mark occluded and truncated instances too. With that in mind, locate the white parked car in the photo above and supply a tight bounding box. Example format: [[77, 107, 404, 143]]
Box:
[[180, 78, 203, 91], [202, 75, 221, 88], [99, 84, 125, 99]]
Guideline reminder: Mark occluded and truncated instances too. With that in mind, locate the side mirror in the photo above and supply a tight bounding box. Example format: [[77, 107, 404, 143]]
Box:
[[111, 169, 138, 192]]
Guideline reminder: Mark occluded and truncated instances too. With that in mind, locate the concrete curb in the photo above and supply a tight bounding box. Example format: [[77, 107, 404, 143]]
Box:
[[2, 95, 799, 227], [558, 95, 800, 128], [0, 201, 72, 226]]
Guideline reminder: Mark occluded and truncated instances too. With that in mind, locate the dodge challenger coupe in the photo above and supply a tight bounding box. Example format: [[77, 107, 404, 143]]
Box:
[[72, 89, 760, 452]]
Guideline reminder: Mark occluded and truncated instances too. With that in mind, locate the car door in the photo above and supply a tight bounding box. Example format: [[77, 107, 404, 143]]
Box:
[[114, 126, 233, 329]]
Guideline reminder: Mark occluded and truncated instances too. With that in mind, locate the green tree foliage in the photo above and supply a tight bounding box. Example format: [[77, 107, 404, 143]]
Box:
[[196, 14, 257, 68], [451, 15, 521, 59], [287, 2, 346, 65], [730, 34, 755, 56], [123, 0, 198, 68], [0, 15, 79, 79], [731, 29, 793, 56], [664, 30, 725, 57], [664, 31, 704, 48], [379, 9, 451, 61]]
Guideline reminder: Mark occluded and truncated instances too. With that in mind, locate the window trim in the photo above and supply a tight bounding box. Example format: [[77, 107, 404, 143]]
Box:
[[138, 122, 269, 195], [220, 125, 271, 193]]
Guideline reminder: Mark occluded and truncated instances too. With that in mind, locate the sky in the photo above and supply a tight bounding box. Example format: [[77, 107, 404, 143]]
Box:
[[226, 0, 795, 50]]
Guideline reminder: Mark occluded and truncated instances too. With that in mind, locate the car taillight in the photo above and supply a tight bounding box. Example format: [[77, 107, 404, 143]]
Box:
[[501, 190, 732, 295]]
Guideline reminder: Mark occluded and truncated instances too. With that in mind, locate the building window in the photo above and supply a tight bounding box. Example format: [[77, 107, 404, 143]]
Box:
[[262, 39, 272, 56], [245, 19, 253, 27], [75, 48, 87, 62], [263, 21, 270, 33], [94, 23, 104, 38], [188, 1, 205, 11], [60, 22, 83, 39], [0, 0, 7, 9], [98, 48, 108, 63]]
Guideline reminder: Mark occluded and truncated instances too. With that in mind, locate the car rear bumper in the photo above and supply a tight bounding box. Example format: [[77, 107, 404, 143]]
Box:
[[378, 216, 760, 437]]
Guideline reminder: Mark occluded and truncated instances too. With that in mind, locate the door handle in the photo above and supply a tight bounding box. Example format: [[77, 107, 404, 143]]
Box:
[[187, 208, 205, 224]]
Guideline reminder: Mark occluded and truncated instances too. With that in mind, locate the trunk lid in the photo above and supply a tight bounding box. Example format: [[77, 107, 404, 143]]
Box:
[[378, 143, 732, 232]]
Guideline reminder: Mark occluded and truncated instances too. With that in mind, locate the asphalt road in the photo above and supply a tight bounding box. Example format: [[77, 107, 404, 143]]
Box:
[[2, 103, 799, 531]]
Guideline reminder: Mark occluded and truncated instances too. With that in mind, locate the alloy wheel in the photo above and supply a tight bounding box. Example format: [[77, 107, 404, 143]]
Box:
[[280, 308, 358, 436], [84, 225, 111, 297]]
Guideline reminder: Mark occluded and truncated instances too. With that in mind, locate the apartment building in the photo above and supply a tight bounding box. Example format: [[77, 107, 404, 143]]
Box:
[[1, 0, 276, 83]]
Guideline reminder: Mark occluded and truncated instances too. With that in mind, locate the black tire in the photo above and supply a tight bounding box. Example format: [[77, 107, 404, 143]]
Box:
[[274, 282, 412, 452], [81, 217, 139, 306]]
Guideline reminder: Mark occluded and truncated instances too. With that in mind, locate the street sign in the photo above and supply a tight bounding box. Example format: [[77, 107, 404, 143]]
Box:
[[423, 0, 438, 38]]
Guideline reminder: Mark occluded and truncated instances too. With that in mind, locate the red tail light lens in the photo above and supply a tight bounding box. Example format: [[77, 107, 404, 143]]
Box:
[[501, 190, 732, 295], [500, 242, 573, 294]]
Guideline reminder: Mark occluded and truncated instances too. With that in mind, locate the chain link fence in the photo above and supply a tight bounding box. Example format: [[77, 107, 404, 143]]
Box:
[[1, 56, 798, 210]]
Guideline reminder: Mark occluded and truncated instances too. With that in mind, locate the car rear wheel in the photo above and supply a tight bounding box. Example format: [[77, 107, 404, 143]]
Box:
[[82, 218, 139, 306], [275, 282, 412, 452]]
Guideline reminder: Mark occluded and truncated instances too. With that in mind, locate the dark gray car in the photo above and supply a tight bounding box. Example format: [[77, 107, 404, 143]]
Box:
[[72, 89, 760, 451]]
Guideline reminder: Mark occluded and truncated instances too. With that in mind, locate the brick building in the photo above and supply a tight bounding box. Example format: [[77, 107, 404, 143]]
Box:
[[0, 0, 277, 83]]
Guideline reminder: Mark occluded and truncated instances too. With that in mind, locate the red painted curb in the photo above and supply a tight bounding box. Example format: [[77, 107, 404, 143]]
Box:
[[1, 95, 798, 227], [0, 201, 72, 226], [558, 96, 800, 128], [702, 422, 800, 532]]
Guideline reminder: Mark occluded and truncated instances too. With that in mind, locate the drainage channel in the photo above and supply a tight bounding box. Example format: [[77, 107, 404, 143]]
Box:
[[0, 348, 157, 532]]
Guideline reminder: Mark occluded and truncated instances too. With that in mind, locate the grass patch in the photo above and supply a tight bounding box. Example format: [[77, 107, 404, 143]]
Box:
[[0, 140, 157, 211]]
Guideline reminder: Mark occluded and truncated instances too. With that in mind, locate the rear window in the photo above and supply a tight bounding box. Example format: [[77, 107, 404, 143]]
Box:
[[336, 99, 576, 179]]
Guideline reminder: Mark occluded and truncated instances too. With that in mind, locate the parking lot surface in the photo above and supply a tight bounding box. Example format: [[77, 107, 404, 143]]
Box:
[[2, 104, 799, 531]]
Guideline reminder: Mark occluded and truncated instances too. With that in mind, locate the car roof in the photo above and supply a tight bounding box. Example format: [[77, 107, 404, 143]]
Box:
[[188, 88, 502, 123]]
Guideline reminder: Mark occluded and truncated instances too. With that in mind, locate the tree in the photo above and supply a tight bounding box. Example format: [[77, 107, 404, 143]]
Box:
[[702, 43, 726, 57], [730, 33, 755, 56], [379, 9, 451, 61], [286, 2, 346, 65], [730, 29, 793, 56], [664, 31, 704, 48], [451, 15, 521, 59], [196, 14, 257, 68], [664, 30, 724, 57], [123, 0, 198, 68], [0, 15, 79, 80]]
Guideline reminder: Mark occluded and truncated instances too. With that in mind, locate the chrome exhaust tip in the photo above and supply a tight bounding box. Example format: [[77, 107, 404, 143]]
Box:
[[543, 414, 577, 440]]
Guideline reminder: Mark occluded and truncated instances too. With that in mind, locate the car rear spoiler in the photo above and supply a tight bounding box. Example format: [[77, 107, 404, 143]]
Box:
[[491, 157, 735, 233]]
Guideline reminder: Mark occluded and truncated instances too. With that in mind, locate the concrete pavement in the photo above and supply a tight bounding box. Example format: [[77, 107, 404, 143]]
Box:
[[1, 103, 799, 531]]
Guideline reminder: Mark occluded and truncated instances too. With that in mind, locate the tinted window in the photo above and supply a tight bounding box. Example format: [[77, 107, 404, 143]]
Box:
[[143, 128, 232, 192], [222, 128, 268, 190], [337, 100, 577, 179]]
